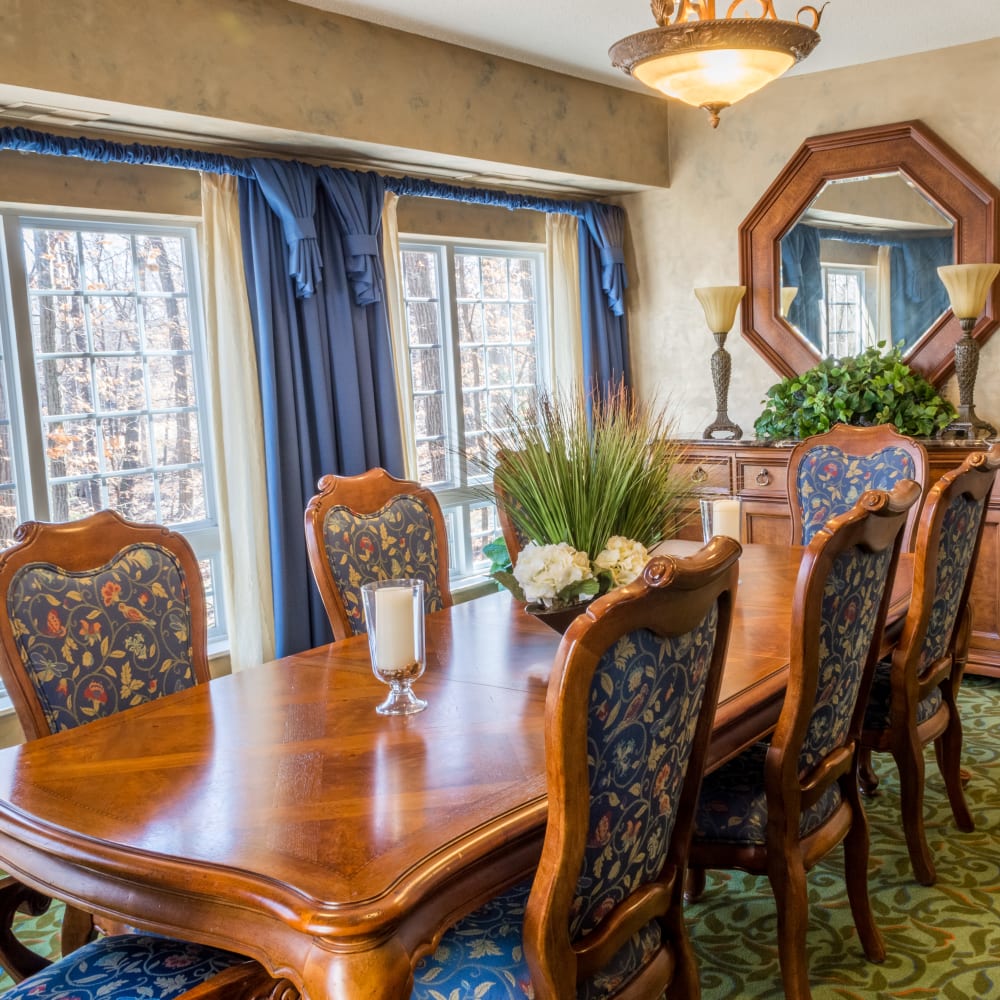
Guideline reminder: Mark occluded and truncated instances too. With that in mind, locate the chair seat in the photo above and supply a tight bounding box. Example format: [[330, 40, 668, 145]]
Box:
[[411, 880, 662, 1000], [1, 933, 248, 999], [694, 742, 842, 845], [863, 659, 943, 731]]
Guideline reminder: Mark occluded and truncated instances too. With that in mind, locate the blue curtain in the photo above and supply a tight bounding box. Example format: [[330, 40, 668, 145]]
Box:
[[239, 167, 404, 656], [781, 224, 824, 350], [579, 203, 631, 392]]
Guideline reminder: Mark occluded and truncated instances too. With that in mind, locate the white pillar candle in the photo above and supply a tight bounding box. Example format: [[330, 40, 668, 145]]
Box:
[[374, 586, 416, 670], [713, 498, 742, 542]]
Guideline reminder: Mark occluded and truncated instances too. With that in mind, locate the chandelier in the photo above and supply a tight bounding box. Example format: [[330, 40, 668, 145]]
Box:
[[610, 1, 826, 128]]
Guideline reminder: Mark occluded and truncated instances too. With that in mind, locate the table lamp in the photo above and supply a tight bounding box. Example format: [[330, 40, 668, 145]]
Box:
[[937, 263, 1000, 439], [695, 285, 746, 440]]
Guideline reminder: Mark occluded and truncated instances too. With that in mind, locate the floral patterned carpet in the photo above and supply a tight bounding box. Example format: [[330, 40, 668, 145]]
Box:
[[1, 678, 998, 999]]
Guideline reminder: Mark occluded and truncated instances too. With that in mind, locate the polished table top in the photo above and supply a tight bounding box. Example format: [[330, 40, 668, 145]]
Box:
[[0, 543, 911, 1000]]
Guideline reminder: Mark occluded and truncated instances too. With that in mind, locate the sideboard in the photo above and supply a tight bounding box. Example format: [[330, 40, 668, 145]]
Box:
[[677, 439, 1000, 678]]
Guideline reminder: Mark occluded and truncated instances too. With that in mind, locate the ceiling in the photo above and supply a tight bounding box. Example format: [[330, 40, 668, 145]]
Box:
[[295, 0, 1000, 93]]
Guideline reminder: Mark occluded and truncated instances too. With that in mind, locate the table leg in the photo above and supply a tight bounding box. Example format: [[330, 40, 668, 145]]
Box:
[[301, 936, 413, 1000]]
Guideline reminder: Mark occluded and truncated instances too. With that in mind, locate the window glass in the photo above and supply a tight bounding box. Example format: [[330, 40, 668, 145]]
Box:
[[399, 240, 548, 583]]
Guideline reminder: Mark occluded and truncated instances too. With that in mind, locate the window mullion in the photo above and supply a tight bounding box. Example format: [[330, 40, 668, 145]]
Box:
[[2, 216, 49, 520], [440, 244, 466, 490]]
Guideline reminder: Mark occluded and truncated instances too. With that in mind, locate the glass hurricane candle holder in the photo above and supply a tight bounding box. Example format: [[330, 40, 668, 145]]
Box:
[[361, 579, 427, 715]]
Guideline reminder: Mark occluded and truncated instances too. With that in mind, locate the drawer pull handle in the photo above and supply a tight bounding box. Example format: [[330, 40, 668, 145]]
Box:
[[691, 466, 709, 484], [755, 469, 772, 487]]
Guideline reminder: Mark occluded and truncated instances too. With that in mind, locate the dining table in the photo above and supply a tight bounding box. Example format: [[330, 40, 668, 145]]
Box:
[[0, 542, 912, 1000]]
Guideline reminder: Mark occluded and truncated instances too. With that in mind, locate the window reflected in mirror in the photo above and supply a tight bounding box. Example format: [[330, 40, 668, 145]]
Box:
[[780, 172, 955, 360]]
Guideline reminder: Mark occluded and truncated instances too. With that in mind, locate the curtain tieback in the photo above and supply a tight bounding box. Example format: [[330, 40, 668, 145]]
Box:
[[286, 215, 317, 244], [344, 234, 379, 258], [600, 246, 625, 267]]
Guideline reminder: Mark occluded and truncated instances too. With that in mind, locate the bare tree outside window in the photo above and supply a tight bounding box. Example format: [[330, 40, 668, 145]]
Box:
[[0, 217, 224, 638], [399, 240, 548, 582]]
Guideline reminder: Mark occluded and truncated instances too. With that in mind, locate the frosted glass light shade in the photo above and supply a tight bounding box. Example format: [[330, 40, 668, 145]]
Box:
[[937, 263, 1000, 320], [780, 286, 798, 317], [633, 48, 794, 110], [695, 285, 746, 334]]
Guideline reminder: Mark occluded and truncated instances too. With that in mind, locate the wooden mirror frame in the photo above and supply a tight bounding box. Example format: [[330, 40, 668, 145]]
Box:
[[739, 120, 1000, 384]]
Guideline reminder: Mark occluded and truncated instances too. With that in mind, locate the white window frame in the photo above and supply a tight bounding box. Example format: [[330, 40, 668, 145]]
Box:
[[398, 236, 550, 587], [0, 210, 227, 653]]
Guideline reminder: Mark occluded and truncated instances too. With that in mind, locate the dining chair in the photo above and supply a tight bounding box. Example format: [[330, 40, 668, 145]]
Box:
[[411, 535, 741, 999], [786, 423, 928, 549], [304, 467, 452, 641], [0, 511, 292, 997], [0, 932, 296, 999], [687, 479, 921, 1000], [859, 444, 1000, 885], [494, 466, 529, 568]]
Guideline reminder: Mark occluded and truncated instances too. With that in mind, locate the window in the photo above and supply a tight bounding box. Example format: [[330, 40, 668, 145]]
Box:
[[822, 264, 876, 358], [398, 239, 548, 584], [0, 213, 225, 644]]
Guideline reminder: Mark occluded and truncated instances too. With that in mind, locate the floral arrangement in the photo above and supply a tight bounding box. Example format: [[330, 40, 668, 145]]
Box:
[[509, 536, 650, 609], [481, 384, 690, 611]]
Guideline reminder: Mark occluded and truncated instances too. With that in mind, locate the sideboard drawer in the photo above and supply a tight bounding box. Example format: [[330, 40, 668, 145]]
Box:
[[677, 457, 732, 494], [738, 461, 786, 496]]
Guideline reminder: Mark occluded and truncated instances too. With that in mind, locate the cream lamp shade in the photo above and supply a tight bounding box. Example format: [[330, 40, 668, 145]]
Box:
[[695, 285, 746, 334], [780, 286, 799, 317], [937, 263, 1000, 320]]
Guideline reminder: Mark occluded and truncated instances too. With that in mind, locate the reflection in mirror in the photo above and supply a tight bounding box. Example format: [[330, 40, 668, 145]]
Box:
[[780, 172, 955, 360]]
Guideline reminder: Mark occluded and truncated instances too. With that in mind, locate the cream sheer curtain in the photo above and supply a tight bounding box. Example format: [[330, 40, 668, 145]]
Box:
[[876, 245, 893, 347], [200, 174, 276, 669], [545, 213, 584, 393], [382, 191, 419, 478]]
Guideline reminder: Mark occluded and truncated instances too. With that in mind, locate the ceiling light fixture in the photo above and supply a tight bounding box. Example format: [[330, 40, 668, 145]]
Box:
[[610, 1, 826, 128]]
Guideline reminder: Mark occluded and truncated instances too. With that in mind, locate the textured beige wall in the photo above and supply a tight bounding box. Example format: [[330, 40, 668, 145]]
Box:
[[0, 151, 200, 216], [623, 38, 1000, 439], [396, 198, 545, 243], [0, 0, 670, 190]]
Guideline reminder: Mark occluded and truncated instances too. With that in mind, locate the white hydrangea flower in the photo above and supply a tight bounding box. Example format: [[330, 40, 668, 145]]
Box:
[[593, 536, 649, 587], [513, 542, 594, 606]]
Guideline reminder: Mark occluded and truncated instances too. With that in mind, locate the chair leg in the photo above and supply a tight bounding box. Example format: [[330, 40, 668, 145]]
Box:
[[662, 903, 701, 1000], [59, 905, 96, 957], [683, 867, 706, 903], [767, 850, 814, 1000], [858, 747, 880, 796], [842, 787, 885, 963], [892, 732, 936, 886], [934, 705, 974, 833]]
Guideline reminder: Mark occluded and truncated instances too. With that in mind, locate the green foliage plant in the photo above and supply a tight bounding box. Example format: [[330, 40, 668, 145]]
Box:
[[480, 383, 691, 600], [754, 345, 957, 441]]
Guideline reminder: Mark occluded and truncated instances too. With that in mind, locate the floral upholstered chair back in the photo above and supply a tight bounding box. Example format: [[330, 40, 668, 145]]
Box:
[[519, 538, 740, 997], [783, 482, 920, 785], [304, 468, 452, 641], [0, 511, 209, 741], [787, 424, 928, 548]]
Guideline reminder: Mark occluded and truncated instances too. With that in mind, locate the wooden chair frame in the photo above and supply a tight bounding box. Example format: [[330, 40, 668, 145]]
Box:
[[522, 536, 741, 999], [304, 467, 452, 642], [786, 423, 928, 550], [688, 480, 920, 1000], [860, 444, 1000, 885], [0, 510, 211, 980]]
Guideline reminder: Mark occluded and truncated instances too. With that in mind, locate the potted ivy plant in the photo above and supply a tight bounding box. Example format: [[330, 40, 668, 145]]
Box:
[[754, 345, 956, 440]]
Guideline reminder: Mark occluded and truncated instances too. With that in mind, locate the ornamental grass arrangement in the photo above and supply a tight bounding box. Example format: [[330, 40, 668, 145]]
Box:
[[481, 385, 691, 613]]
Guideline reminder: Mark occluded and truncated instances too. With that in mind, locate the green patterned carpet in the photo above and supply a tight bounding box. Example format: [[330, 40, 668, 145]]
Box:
[[691, 676, 1000, 999], [1, 679, 998, 998]]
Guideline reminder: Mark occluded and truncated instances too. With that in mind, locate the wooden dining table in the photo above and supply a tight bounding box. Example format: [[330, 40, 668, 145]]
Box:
[[0, 542, 912, 1000]]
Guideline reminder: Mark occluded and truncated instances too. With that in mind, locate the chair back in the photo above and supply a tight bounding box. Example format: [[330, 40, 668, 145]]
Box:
[[304, 467, 451, 641], [772, 480, 920, 813], [0, 510, 209, 741], [895, 444, 1000, 690], [787, 423, 928, 547], [522, 536, 740, 997], [494, 467, 530, 569]]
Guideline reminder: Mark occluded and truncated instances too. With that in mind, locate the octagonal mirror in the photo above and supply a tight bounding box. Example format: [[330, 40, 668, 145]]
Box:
[[740, 121, 1000, 384]]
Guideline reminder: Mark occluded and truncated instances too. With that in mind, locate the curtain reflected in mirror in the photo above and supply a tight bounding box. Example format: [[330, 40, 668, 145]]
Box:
[[780, 172, 954, 359]]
